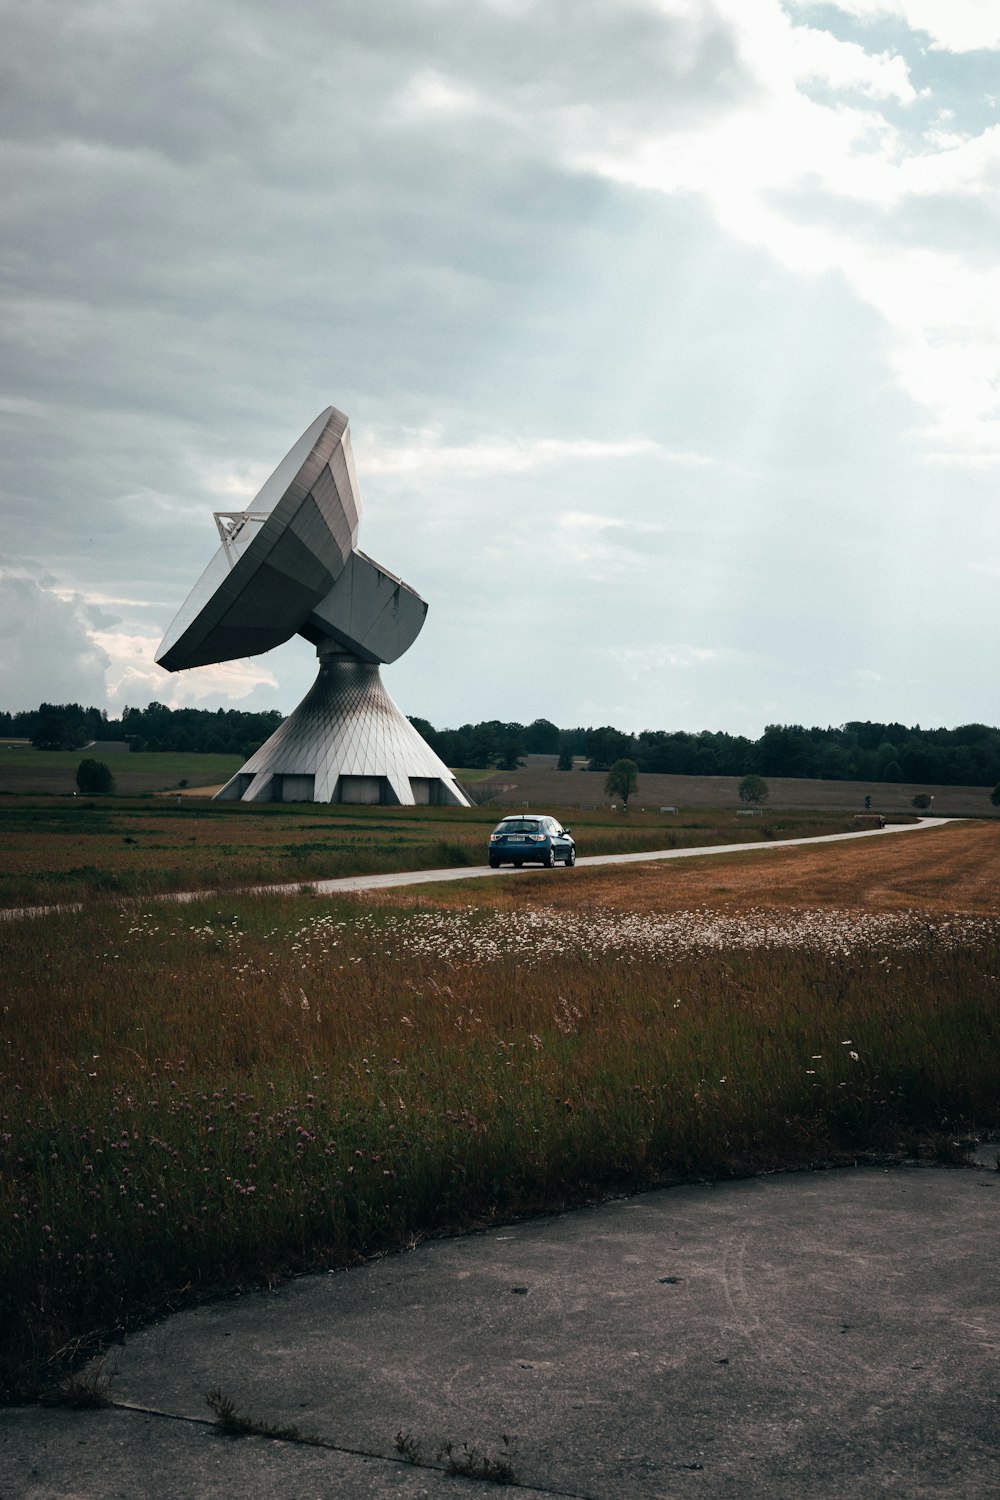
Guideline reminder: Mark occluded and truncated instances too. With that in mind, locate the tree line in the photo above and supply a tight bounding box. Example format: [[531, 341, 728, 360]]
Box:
[[4, 701, 1000, 787], [3, 701, 283, 759], [411, 716, 1000, 787]]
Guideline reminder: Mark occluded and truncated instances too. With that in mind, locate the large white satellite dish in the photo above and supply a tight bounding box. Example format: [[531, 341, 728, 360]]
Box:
[[156, 406, 470, 807]]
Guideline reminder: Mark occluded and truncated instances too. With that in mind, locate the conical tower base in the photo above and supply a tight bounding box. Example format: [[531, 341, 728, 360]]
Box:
[[215, 651, 470, 806]]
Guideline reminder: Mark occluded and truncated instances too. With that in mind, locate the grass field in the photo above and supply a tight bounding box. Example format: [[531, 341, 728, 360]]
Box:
[[4, 744, 996, 818], [0, 745, 243, 797], [0, 799, 868, 908], [1, 818, 997, 1396], [473, 754, 999, 818], [388, 818, 1000, 918]]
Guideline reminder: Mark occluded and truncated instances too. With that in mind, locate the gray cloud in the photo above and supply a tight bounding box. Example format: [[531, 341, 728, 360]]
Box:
[[0, 573, 111, 709], [0, 0, 997, 734]]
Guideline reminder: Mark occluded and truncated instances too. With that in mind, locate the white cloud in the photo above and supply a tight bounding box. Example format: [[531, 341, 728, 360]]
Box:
[[393, 69, 496, 122], [0, 573, 110, 708], [530, 0, 1000, 459], [791, 1, 1000, 53], [789, 25, 922, 102], [585, 642, 743, 673], [362, 431, 673, 478], [91, 628, 280, 708]]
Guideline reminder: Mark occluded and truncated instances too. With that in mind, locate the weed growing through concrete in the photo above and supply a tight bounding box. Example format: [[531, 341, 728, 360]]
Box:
[[41, 1356, 115, 1409], [205, 1387, 321, 1444], [394, 1430, 423, 1463], [438, 1436, 516, 1484]]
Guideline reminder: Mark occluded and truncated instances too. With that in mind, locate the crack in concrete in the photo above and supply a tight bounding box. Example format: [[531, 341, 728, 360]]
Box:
[[100, 1396, 603, 1500]]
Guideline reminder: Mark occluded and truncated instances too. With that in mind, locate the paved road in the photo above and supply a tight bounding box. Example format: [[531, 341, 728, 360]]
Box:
[[2, 1164, 997, 1498], [0, 816, 956, 920], [300, 814, 953, 896]]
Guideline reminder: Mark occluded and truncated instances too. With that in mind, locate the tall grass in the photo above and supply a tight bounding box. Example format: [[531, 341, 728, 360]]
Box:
[[2, 895, 997, 1393], [0, 802, 867, 907]]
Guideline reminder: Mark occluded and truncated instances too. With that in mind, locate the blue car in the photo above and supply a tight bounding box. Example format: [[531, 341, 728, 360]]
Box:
[[488, 815, 576, 869]]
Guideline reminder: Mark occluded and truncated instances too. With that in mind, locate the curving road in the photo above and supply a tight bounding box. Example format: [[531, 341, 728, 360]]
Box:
[[0, 816, 958, 921], [302, 814, 956, 896]]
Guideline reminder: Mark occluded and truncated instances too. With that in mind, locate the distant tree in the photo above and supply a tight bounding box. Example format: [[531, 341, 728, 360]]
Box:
[[605, 758, 639, 809], [32, 714, 86, 751], [557, 745, 573, 771], [465, 726, 498, 769], [493, 740, 525, 772], [30, 703, 89, 750], [524, 718, 560, 754], [587, 725, 637, 771], [76, 759, 115, 795], [912, 793, 932, 809], [738, 773, 769, 805], [881, 760, 903, 783], [991, 783, 1000, 808], [128, 736, 147, 754]]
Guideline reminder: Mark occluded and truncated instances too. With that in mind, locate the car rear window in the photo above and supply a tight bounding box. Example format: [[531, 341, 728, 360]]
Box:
[[495, 819, 541, 833]]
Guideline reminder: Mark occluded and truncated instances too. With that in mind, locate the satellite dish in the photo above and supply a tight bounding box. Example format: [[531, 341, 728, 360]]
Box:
[[156, 406, 470, 808], [156, 406, 360, 671]]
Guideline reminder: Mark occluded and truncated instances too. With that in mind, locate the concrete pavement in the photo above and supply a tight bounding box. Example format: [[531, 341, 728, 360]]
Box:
[[3, 1163, 998, 1499]]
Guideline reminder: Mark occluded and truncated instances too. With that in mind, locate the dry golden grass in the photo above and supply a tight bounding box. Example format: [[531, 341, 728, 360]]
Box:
[[384, 820, 1000, 918], [4, 817, 998, 1393]]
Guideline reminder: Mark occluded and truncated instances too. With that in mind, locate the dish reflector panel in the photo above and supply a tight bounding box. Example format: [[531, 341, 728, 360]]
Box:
[[156, 406, 360, 671]]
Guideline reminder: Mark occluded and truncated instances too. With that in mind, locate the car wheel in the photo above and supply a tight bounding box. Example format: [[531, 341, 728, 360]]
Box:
[[514, 860, 523, 868], [489, 856, 500, 868], [566, 846, 576, 866], [544, 847, 556, 868]]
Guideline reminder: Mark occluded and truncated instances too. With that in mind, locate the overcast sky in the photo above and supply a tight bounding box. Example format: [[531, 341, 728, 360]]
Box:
[[2, 0, 998, 736]]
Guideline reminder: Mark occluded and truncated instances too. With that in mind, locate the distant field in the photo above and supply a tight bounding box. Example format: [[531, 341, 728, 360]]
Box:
[[3, 744, 993, 817], [0, 744, 242, 796], [0, 799, 869, 907], [474, 754, 997, 818]]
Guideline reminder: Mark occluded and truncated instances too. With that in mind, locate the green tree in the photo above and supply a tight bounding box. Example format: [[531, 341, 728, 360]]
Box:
[[738, 773, 769, 805], [605, 758, 639, 809], [76, 759, 115, 795], [32, 714, 86, 751], [524, 718, 559, 754], [493, 740, 524, 772], [557, 745, 573, 771], [587, 725, 636, 771], [912, 793, 932, 809]]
